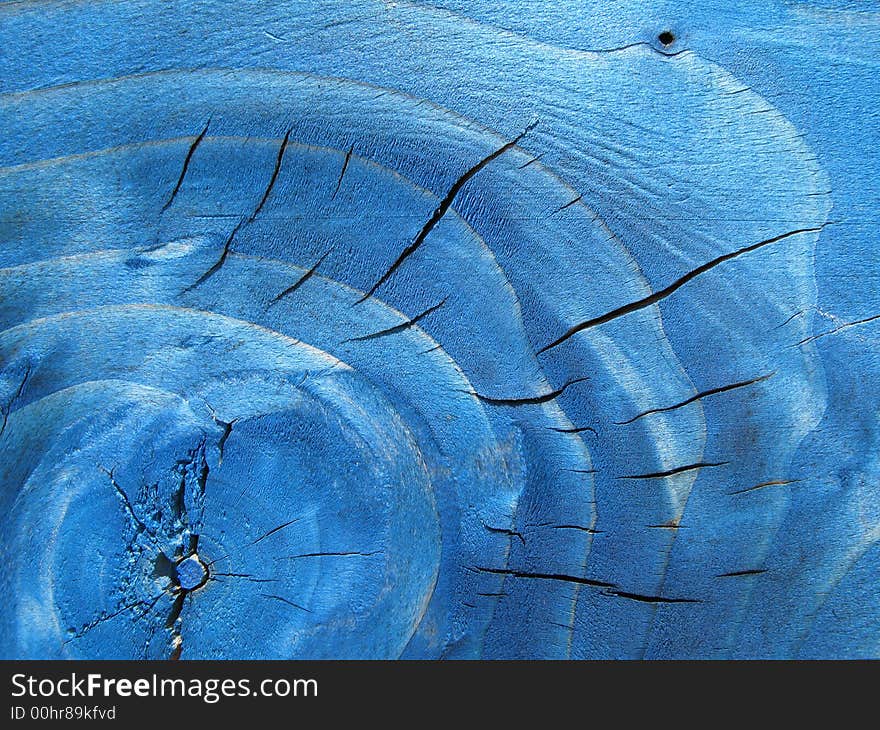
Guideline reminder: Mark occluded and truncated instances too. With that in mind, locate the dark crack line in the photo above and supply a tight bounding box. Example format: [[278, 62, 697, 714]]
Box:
[[551, 194, 583, 215], [775, 309, 805, 330], [581, 40, 689, 56], [538, 226, 827, 354], [518, 152, 544, 169], [183, 130, 295, 292], [136, 593, 165, 624], [482, 522, 526, 546], [189, 442, 209, 552], [716, 569, 767, 578], [162, 117, 211, 212], [216, 420, 235, 463], [206, 403, 236, 465], [165, 591, 186, 629], [344, 298, 447, 343], [267, 249, 332, 307], [797, 312, 880, 346], [99, 465, 160, 544], [250, 518, 303, 546], [250, 127, 292, 222], [548, 425, 597, 436], [550, 524, 603, 535], [276, 550, 380, 560], [602, 589, 702, 604], [586, 41, 649, 53], [65, 594, 162, 643], [464, 376, 588, 407], [183, 216, 247, 292], [0, 365, 30, 439], [472, 566, 615, 589], [357, 120, 537, 303], [212, 573, 278, 583], [331, 144, 354, 199], [261, 594, 313, 613], [729, 479, 798, 496], [616, 373, 775, 425], [618, 461, 728, 479], [170, 436, 209, 556]]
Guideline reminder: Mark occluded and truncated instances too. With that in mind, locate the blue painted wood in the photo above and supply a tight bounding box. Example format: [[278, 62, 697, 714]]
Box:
[[0, 1, 877, 658]]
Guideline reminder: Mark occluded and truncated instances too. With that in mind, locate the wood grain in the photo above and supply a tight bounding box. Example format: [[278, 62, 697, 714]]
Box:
[[0, 1, 877, 658]]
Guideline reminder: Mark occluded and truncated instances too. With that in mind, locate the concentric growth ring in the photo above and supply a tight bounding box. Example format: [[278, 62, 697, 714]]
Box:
[[0, 1, 833, 659]]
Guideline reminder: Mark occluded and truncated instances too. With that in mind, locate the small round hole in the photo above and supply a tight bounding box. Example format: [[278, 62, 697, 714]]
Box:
[[658, 31, 675, 46]]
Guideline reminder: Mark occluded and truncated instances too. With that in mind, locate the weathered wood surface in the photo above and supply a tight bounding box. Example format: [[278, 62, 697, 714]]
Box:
[[0, 1, 877, 658]]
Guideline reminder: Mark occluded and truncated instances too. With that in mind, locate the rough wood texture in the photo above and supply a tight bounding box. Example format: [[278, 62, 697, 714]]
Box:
[[0, 1, 877, 659]]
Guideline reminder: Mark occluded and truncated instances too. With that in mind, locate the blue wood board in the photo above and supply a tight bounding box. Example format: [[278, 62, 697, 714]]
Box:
[[0, 1, 877, 658]]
